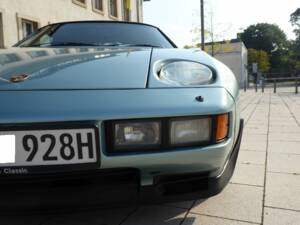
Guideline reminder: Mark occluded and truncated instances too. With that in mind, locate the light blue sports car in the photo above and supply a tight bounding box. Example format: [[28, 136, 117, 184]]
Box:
[[0, 21, 243, 212]]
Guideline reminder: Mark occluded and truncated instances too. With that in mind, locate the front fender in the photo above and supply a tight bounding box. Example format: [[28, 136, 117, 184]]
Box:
[[148, 48, 239, 99]]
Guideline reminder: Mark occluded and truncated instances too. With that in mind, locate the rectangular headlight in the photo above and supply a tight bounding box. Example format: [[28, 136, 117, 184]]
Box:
[[170, 118, 212, 145], [113, 121, 161, 150]]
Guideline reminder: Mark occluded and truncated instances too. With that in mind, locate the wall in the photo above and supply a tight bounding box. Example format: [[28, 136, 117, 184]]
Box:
[[215, 51, 243, 86], [209, 41, 248, 87]]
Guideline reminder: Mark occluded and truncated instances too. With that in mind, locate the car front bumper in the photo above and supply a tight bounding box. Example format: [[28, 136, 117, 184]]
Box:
[[0, 119, 243, 213]]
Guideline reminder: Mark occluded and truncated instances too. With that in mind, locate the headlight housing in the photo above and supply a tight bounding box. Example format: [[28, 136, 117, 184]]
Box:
[[159, 61, 213, 85], [111, 120, 161, 150], [105, 114, 229, 154], [170, 118, 212, 146]]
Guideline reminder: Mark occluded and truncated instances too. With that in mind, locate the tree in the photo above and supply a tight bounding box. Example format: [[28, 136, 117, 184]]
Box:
[[290, 8, 300, 38], [290, 8, 300, 73], [291, 8, 300, 26], [248, 49, 270, 72], [290, 9, 300, 57], [240, 23, 288, 71], [240, 23, 288, 54]]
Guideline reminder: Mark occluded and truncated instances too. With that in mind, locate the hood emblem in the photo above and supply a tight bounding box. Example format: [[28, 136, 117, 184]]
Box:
[[10, 74, 29, 83]]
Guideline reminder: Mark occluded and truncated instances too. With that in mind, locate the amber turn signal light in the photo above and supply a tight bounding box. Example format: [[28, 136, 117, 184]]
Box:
[[216, 114, 229, 141]]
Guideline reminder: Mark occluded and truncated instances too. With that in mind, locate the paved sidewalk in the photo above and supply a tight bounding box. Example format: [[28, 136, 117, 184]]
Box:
[[2, 89, 300, 225]]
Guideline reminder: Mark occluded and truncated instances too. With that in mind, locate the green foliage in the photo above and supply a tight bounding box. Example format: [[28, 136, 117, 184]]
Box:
[[183, 43, 202, 50], [248, 49, 270, 72], [290, 8, 300, 73], [240, 23, 289, 72], [184, 12, 300, 73], [183, 45, 193, 49], [204, 41, 234, 55], [287, 41, 300, 71], [290, 8, 300, 29], [240, 23, 288, 54], [290, 9, 300, 52]]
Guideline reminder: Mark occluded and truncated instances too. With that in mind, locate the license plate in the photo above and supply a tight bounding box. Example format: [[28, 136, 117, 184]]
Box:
[[0, 125, 99, 171]]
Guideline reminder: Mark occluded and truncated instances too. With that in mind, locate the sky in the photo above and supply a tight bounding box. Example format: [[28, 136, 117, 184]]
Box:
[[143, 0, 299, 47]]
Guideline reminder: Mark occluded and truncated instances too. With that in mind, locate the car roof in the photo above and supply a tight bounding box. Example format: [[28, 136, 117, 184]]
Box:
[[48, 20, 160, 29]]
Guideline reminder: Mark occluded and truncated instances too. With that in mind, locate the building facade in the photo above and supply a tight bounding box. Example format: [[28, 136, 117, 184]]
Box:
[[0, 0, 144, 48], [205, 39, 248, 88]]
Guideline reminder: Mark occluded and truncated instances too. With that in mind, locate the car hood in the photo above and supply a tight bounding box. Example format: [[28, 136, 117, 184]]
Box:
[[0, 47, 151, 91]]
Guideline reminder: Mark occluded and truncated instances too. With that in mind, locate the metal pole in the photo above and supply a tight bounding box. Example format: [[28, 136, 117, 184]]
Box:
[[201, 0, 205, 50], [255, 81, 258, 92], [211, 39, 214, 56], [274, 79, 277, 93], [296, 79, 298, 94], [210, 12, 214, 56], [262, 79, 265, 93]]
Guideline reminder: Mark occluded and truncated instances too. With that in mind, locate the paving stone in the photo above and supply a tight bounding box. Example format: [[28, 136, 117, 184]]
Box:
[[122, 205, 186, 225], [268, 121, 297, 126], [231, 163, 265, 186], [268, 141, 300, 154], [238, 150, 266, 165], [242, 134, 268, 141], [269, 133, 300, 142], [249, 120, 269, 124], [269, 118, 295, 124], [243, 125, 268, 135], [268, 125, 300, 131], [242, 134, 268, 143], [265, 172, 300, 211], [267, 153, 300, 174], [182, 214, 257, 225], [250, 114, 268, 118], [191, 184, 263, 223], [247, 118, 268, 123], [271, 116, 294, 121], [240, 140, 267, 152], [264, 207, 300, 225], [165, 201, 195, 209]]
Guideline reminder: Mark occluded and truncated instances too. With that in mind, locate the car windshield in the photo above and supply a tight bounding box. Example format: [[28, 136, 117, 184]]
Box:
[[17, 22, 175, 48]]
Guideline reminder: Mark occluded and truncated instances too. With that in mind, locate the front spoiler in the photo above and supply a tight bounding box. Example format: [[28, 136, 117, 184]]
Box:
[[0, 120, 243, 213], [141, 119, 244, 203]]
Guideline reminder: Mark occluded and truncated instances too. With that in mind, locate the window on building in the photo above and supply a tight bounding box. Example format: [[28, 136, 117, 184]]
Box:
[[27, 50, 48, 58], [123, 0, 131, 21], [72, 0, 86, 7], [54, 48, 70, 55], [0, 13, 4, 48], [109, 0, 118, 18], [21, 19, 38, 39], [0, 54, 22, 64], [93, 0, 103, 12], [136, 0, 140, 22]]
